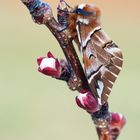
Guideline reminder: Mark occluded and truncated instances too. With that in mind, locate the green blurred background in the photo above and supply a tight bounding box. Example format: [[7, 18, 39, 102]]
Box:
[[0, 0, 140, 140]]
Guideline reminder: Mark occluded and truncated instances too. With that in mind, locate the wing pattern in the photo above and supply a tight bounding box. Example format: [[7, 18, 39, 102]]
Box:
[[80, 27, 123, 104]]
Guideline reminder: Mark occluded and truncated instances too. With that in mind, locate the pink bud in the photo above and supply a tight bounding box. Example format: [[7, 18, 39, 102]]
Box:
[[37, 52, 61, 77], [109, 112, 126, 139], [110, 112, 126, 130], [76, 91, 99, 113]]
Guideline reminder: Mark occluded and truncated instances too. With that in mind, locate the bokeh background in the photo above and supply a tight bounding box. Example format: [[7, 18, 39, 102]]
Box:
[[0, 0, 140, 140]]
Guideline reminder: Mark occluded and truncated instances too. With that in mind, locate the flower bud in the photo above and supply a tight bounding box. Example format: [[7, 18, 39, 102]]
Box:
[[109, 112, 126, 140], [76, 91, 99, 113], [110, 112, 126, 129], [37, 52, 61, 78]]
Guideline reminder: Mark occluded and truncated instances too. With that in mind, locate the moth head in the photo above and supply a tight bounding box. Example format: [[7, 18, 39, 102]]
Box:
[[69, 4, 101, 27]]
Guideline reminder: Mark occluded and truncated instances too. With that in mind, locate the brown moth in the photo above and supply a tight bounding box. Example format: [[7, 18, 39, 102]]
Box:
[[68, 4, 123, 105]]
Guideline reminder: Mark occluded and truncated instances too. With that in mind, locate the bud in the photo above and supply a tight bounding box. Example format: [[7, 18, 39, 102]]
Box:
[[109, 112, 126, 140], [76, 91, 99, 113], [110, 112, 126, 129], [37, 52, 61, 78], [57, 0, 70, 28]]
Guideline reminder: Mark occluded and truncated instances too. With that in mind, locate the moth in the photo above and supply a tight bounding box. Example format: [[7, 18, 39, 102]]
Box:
[[58, 2, 123, 105]]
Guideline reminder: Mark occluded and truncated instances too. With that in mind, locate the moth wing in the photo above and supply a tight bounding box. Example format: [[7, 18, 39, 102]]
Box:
[[100, 43, 123, 104], [80, 25, 123, 104]]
